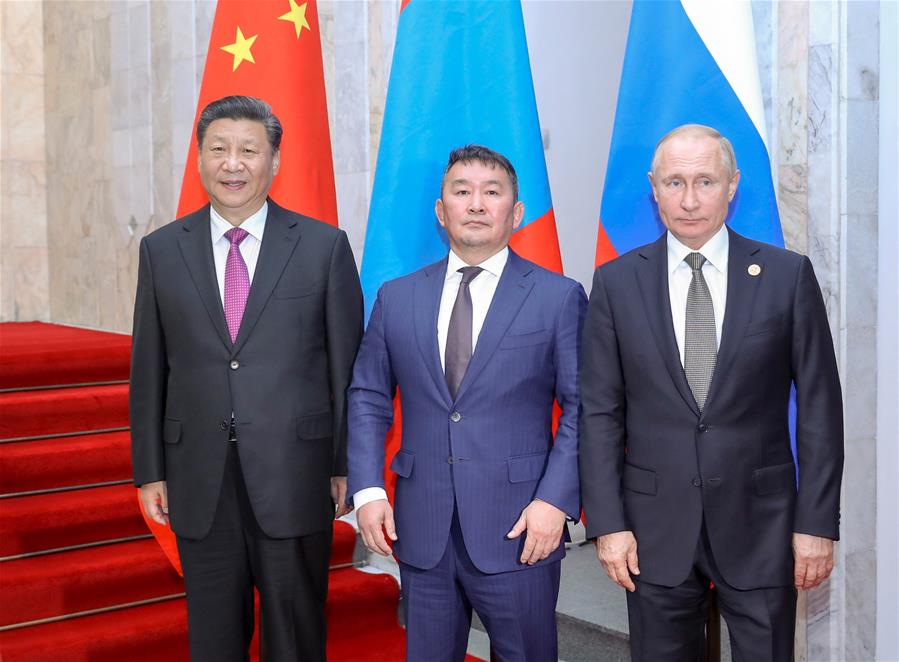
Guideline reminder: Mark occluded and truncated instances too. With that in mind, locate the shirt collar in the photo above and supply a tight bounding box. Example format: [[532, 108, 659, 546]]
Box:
[[445, 247, 509, 282], [210, 201, 268, 243], [667, 224, 729, 276]]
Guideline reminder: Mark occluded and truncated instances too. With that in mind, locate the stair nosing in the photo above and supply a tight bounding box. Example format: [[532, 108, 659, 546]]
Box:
[[0, 478, 133, 500], [0, 534, 155, 562], [0, 427, 130, 444], [0, 379, 129, 394], [0, 592, 186, 632]]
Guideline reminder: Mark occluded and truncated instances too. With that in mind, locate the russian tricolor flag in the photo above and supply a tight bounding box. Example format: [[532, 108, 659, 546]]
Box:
[[597, 0, 783, 266], [361, 0, 562, 321]]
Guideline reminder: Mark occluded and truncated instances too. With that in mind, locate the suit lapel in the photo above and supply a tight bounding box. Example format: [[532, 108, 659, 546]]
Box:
[[232, 200, 302, 355], [415, 258, 453, 407], [703, 229, 763, 412], [635, 235, 700, 417], [454, 251, 534, 403], [177, 206, 233, 351]]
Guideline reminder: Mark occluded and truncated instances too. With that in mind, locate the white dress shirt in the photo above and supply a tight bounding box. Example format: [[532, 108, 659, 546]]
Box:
[[667, 224, 728, 367], [352, 248, 509, 511], [210, 202, 267, 303]]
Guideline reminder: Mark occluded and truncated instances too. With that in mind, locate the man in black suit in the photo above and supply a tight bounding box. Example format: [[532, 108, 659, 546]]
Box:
[[130, 95, 363, 661], [579, 124, 843, 661]]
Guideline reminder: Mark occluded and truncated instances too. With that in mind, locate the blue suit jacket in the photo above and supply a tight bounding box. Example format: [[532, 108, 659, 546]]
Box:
[[348, 250, 586, 574]]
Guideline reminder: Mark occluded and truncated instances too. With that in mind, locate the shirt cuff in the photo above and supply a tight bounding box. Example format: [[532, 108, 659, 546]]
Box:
[[353, 487, 388, 510]]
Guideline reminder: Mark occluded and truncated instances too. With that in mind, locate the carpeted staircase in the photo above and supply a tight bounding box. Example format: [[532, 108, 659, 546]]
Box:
[[0, 322, 408, 661]]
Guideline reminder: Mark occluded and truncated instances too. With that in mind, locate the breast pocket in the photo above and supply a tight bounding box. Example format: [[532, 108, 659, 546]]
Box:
[[498, 328, 552, 350], [744, 313, 785, 338], [273, 282, 321, 299]]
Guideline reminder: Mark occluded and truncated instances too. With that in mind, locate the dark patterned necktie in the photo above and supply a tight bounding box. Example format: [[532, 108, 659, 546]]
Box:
[[445, 266, 483, 400], [684, 252, 717, 411]]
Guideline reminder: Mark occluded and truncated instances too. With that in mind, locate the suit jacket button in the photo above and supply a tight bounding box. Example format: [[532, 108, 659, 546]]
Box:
[[692, 477, 702, 487], [220, 420, 229, 430], [450, 412, 461, 423], [698, 423, 708, 433], [230, 360, 240, 370]]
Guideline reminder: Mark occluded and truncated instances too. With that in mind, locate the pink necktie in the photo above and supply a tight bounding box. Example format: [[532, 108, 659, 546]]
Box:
[[223, 227, 250, 343]]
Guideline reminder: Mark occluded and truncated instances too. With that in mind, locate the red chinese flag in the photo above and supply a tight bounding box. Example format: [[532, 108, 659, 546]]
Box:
[[145, 0, 338, 574]]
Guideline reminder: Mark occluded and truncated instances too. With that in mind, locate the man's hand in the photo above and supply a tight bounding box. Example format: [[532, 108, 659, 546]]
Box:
[[793, 533, 834, 590], [507, 499, 567, 565], [330, 477, 353, 519], [139, 480, 169, 526], [357, 499, 397, 556], [597, 530, 639, 592]]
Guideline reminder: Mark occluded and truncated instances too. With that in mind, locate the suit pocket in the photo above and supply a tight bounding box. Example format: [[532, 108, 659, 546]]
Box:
[[163, 418, 181, 444], [296, 412, 332, 439], [390, 449, 415, 478], [499, 328, 552, 350], [508, 451, 548, 483], [752, 462, 796, 496], [274, 283, 320, 299], [745, 313, 785, 338], [623, 463, 657, 495]]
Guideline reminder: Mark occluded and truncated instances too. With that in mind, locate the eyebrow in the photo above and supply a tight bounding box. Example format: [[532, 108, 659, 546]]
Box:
[[449, 178, 505, 188]]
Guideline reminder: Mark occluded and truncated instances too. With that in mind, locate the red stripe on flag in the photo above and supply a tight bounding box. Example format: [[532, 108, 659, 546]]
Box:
[[594, 219, 619, 268], [509, 209, 563, 274]]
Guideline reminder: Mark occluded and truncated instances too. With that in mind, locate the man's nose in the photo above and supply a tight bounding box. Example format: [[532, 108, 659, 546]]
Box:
[[223, 151, 243, 171], [680, 185, 699, 211], [468, 192, 485, 213]]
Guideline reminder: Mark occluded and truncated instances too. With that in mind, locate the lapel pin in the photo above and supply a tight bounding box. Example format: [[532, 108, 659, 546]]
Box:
[[748, 264, 761, 277]]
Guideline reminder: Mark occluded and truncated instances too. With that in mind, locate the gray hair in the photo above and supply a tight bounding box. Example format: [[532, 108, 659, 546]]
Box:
[[650, 124, 737, 179], [443, 144, 519, 201], [196, 95, 283, 152]]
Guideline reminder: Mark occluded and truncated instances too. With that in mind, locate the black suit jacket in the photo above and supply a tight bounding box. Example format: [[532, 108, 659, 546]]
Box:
[[579, 228, 843, 590], [130, 199, 363, 540]]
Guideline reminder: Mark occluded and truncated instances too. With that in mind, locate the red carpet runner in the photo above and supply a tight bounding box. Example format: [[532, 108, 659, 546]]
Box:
[[0, 322, 417, 661]]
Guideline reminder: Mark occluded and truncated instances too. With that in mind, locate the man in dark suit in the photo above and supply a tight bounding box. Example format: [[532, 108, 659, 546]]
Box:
[[347, 145, 585, 661], [130, 95, 363, 661], [579, 124, 844, 661]]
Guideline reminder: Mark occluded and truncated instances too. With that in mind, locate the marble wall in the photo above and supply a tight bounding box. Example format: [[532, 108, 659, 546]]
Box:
[[1, 1, 49, 322]]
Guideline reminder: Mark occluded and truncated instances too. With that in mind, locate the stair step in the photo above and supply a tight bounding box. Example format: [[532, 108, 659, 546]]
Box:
[[0, 483, 146, 556], [331, 520, 358, 567], [0, 384, 130, 441], [0, 322, 131, 390], [0, 431, 132, 495], [0, 538, 183, 626], [0, 597, 190, 662]]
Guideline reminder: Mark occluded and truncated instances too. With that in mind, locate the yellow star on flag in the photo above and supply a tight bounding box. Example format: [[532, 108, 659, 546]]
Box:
[[278, 0, 310, 38], [220, 26, 257, 72]]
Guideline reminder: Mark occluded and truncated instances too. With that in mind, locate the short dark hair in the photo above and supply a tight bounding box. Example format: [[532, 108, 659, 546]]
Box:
[[196, 95, 283, 152], [443, 144, 519, 201]]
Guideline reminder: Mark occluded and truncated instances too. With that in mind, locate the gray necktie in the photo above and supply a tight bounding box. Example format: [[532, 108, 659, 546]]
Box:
[[684, 252, 717, 411], [445, 266, 483, 400]]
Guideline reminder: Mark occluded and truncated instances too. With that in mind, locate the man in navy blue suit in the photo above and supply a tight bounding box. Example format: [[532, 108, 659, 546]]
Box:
[[579, 125, 843, 661], [347, 145, 586, 661]]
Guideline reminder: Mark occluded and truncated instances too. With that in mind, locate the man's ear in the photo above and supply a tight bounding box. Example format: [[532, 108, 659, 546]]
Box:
[[272, 150, 281, 176], [512, 200, 524, 230], [435, 199, 446, 229], [728, 169, 741, 202], [647, 172, 659, 203]]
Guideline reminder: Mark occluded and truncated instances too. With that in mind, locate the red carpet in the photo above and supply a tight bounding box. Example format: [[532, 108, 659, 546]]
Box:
[[0, 322, 430, 661]]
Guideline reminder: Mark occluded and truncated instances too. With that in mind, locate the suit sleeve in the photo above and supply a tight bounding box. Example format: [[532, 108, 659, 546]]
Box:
[[129, 237, 167, 487], [325, 231, 364, 476], [346, 287, 397, 499], [534, 281, 587, 519], [578, 267, 630, 538], [791, 256, 844, 539]]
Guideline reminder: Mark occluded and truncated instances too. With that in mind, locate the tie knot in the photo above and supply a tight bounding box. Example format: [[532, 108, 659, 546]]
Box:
[[458, 266, 483, 286], [225, 227, 249, 247], [685, 252, 707, 272]]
